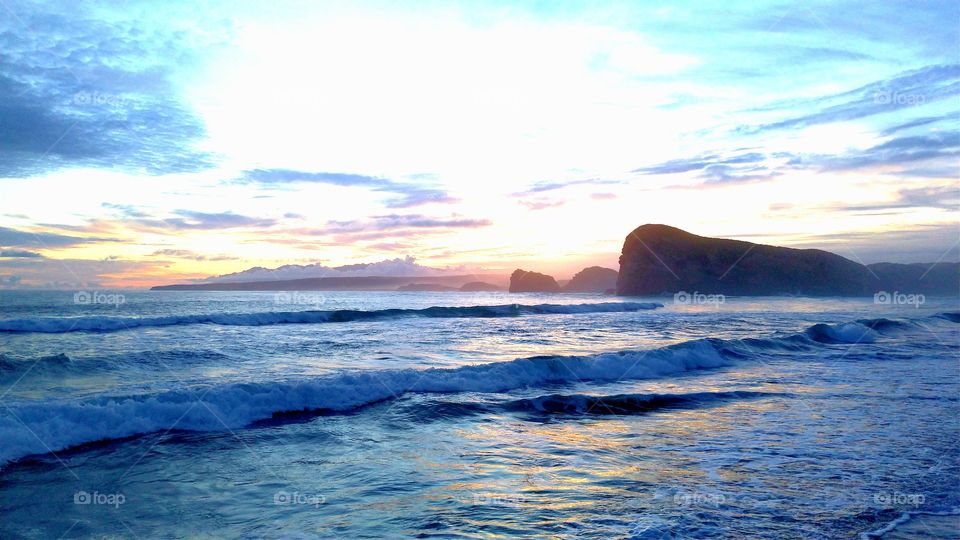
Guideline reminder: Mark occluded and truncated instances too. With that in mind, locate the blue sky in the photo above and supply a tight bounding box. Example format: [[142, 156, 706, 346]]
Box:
[[0, 0, 957, 287]]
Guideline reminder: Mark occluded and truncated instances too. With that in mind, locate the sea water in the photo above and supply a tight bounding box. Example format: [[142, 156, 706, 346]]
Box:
[[0, 290, 957, 538]]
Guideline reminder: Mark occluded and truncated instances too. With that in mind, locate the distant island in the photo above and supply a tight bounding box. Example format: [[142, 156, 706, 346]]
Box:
[[508, 269, 561, 293], [397, 281, 504, 292], [563, 266, 618, 293], [616, 224, 958, 296], [507, 267, 618, 293], [152, 224, 958, 296], [151, 274, 508, 291]]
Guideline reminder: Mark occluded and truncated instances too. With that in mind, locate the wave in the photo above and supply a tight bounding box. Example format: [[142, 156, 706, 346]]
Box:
[[0, 301, 663, 334], [0, 349, 236, 379], [0, 311, 954, 467], [501, 390, 781, 415], [0, 338, 726, 466], [805, 313, 958, 344], [856, 317, 917, 332], [362, 390, 784, 422], [934, 311, 960, 323], [805, 322, 879, 344], [0, 353, 73, 375]]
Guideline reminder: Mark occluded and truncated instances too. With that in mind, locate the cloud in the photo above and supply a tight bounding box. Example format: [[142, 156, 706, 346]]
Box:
[[385, 188, 458, 208], [134, 210, 277, 231], [519, 199, 565, 210], [0, 6, 217, 178], [0, 249, 43, 258], [516, 178, 621, 195], [633, 152, 766, 175], [243, 170, 383, 187], [248, 213, 492, 246], [152, 249, 197, 258], [260, 214, 491, 246], [748, 1, 959, 58], [326, 214, 492, 233], [701, 164, 779, 184], [590, 193, 617, 200], [367, 242, 416, 251], [0, 255, 168, 288], [511, 178, 621, 209], [629, 66, 958, 187], [831, 185, 960, 213], [101, 203, 150, 218], [880, 115, 953, 136], [898, 186, 960, 209], [170, 210, 277, 229], [808, 132, 959, 172], [634, 131, 957, 186], [0, 226, 111, 248], [150, 249, 237, 261], [240, 169, 457, 208], [632, 151, 777, 184], [887, 165, 959, 179], [739, 64, 960, 134]]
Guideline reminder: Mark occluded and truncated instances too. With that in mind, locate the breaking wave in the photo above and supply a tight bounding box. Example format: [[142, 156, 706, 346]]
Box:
[[0, 301, 663, 334]]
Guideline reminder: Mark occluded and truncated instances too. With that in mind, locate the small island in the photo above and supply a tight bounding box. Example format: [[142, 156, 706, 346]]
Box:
[[508, 269, 561, 293]]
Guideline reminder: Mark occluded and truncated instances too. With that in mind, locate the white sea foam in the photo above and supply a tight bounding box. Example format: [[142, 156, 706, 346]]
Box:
[[0, 338, 723, 466], [0, 301, 663, 334], [2, 311, 953, 467]]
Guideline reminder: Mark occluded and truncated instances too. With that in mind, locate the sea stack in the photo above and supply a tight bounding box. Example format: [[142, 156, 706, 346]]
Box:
[[509, 269, 561, 293], [563, 266, 618, 293]]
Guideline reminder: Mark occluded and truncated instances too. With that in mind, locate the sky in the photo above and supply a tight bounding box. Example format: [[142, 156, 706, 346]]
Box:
[[0, 0, 957, 288]]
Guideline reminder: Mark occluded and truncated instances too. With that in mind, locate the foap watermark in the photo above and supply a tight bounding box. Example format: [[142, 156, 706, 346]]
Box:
[[673, 491, 726, 507], [73, 91, 129, 108], [874, 291, 925, 308], [74, 490, 126, 508], [470, 493, 527, 508], [874, 491, 925, 507], [873, 91, 925, 107], [273, 291, 325, 307], [273, 491, 325, 508], [674, 290, 725, 307], [74, 290, 125, 307]]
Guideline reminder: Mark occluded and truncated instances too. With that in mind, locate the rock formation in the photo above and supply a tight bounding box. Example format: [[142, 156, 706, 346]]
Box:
[[616, 224, 959, 296], [509, 269, 561, 293], [617, 225, 877, 296], [563, 266, 618, 293]]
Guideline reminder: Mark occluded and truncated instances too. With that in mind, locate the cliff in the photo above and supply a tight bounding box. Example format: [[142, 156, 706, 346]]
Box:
[[617, 224, 959, 296], [618, 225, 856, 296]]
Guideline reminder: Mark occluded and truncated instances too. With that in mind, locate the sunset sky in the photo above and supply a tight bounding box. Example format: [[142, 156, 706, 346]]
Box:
[[0, 0, 957, 288]]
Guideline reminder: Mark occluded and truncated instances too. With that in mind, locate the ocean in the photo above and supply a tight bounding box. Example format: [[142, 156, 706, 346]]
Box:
[[0, 290, 957, 538]]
